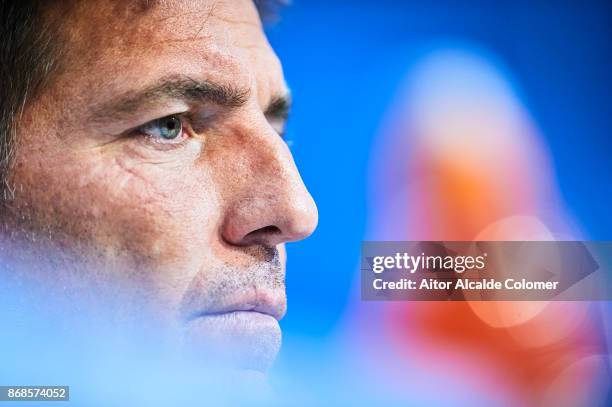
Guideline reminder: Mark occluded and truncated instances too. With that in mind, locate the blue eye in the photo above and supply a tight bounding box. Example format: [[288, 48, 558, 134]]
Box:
[[138, 115, 183, 140]]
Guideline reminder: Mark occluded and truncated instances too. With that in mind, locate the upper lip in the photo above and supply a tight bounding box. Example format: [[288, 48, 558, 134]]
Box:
[[181, 286, 286, 322]]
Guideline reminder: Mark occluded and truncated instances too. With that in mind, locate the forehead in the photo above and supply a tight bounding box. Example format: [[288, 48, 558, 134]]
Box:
[[54, 0, 284, 107]]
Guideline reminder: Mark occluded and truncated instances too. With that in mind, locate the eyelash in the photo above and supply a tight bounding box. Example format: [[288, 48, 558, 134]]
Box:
[[131, 112, 290, 148]]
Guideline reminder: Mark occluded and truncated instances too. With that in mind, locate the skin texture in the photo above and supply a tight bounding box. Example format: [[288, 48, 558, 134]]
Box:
[[1, 0, 317, 372]]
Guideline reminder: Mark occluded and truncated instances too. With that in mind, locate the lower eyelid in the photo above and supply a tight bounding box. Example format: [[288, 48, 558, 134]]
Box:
[[134, 129, 190, 149], [139, 137, 190, 152]]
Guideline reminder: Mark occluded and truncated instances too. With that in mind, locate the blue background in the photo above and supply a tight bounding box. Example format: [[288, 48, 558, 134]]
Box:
[[265, 0, 612, 339]]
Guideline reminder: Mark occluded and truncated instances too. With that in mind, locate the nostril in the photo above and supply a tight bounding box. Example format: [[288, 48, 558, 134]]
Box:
[[244, 225, 282, 242]]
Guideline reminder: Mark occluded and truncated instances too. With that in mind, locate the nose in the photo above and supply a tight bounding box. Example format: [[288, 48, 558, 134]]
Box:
[[220, 120, 318, 248]]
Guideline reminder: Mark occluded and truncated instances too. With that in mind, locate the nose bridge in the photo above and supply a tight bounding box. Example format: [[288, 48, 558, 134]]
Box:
[[235, 118, 301, 200], [219, 115, 318, 246]]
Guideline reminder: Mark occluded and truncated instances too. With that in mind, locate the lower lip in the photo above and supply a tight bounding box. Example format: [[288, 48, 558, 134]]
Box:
[[183, 311, 282, 371], [188, 310, 279, 328]]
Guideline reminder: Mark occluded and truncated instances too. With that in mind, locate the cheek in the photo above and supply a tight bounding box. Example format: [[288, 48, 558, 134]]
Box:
[[110, 155, 221, 263], [9, 144, 219, 268]]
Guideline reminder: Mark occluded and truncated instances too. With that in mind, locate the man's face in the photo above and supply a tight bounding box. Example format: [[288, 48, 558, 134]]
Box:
[[3, 0, 317, 371]]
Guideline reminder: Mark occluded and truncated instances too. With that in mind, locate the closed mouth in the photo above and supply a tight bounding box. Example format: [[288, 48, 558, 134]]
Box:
[[182, 287, 286, 323]]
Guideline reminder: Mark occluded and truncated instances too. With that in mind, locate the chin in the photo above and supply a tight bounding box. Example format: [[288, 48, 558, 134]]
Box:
[[182, 310, 282, 373]]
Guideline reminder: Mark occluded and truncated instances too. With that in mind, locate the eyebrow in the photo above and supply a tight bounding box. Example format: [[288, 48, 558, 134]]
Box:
[[89, 75, 251, 122]]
